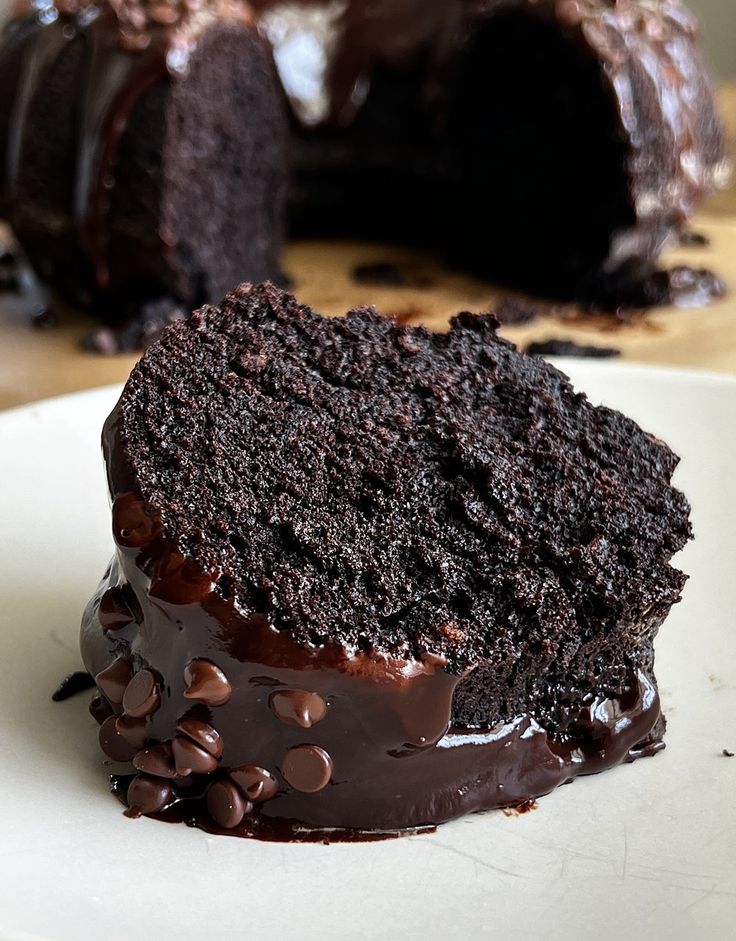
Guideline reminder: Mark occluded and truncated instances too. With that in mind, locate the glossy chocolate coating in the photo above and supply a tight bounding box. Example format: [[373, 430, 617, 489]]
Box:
[[79, 399, 666, 837]]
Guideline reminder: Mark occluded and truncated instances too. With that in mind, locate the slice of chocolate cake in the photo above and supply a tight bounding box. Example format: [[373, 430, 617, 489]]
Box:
[[81, 282, 691, 837], [0, 1, 287, 328]]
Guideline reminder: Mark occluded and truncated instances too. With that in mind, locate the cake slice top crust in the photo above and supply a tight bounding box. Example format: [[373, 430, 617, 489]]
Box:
[[109, 282, 691, 673]]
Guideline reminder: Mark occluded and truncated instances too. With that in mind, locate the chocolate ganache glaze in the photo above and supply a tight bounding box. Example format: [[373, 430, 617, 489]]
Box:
[[80, 402, 664, 839]]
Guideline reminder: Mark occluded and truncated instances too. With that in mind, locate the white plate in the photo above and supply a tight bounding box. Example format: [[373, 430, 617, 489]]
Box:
[[0, 363, 734, 941]]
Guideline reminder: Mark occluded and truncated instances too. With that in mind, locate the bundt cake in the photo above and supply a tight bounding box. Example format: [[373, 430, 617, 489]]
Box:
[[0, 0, 728, 342], [81, 282, 691, 837]]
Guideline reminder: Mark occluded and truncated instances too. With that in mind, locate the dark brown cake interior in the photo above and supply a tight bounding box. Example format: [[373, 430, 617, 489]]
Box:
[[117, 283, 690, 732]]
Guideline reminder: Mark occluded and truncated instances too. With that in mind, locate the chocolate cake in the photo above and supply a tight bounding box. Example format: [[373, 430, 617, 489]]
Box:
[[0, 0, 728, 341], [0, 1, 287, 325], [81, 282, 691, 837]]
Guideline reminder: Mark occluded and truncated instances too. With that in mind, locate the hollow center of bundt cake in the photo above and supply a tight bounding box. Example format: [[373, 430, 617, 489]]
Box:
[[447, 9, 634, 294], [118, 284, 689, 676]]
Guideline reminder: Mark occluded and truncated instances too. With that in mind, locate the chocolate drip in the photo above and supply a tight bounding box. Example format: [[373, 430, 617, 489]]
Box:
[[75, 9, 167, 289], [257, 0, 726, 299], [559, 0, 730, 262], [5, 18, 70, 202]]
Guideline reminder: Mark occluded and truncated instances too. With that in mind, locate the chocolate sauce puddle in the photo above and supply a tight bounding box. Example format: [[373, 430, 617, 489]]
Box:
[[52, 670, 95, 702], [110, 773, 436, 843]]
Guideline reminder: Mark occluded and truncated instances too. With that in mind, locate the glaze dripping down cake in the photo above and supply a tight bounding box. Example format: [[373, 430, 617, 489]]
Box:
[[81, 283, 691, 836], [0, 0, 728, 342]]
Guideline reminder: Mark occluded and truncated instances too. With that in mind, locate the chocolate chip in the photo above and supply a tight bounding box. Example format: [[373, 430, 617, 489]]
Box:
[[171, 735, 218, 776], [126, 775, 174, 817], [269, 689, 327, 728], [112, 492, 159, 549], [98, 585, 137, 631], [183, 659, 232, 706], [98, 716, 137, 762], [89, 693, 114, 725], [115, 714, 148, 749], [206, 780, 251, 829], [95, 658, 133, 705], [133, 743, 177, 779], [230, 765, 279, 803], [176, 717, 223, 757], [122, 669, 161, 718], [282, 745, 333, 793]]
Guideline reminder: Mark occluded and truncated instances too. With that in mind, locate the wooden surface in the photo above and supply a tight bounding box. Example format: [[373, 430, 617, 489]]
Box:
[[1, 85, 735, 411]]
